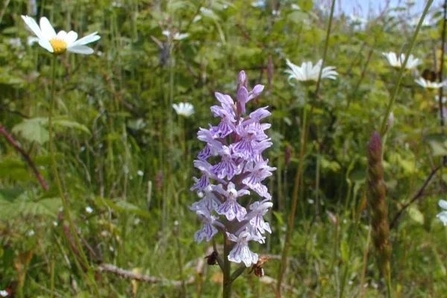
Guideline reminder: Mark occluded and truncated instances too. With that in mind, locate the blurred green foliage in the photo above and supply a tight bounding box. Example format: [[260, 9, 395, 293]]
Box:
[[0, 0, 447, 296]]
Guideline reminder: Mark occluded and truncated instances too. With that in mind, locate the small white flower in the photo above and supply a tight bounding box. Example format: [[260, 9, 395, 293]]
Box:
[[162, 30, 189, 41], [0, 290, 8, 297], [285, 59, 338, 82], [349, 14, 367, 29], [387, 112, 394, 128], [86, 206, 93, 213], [112, 1, 123, 7], [21, 15, 100, 55], [137, 170, 144, 176], [173, 102, 195, 117], [437, 199, 447, 225], [435, 95, 447, 103], [8, 38, 22, 48], [415, 77, 445, 89], [382, 52, 420, 70]]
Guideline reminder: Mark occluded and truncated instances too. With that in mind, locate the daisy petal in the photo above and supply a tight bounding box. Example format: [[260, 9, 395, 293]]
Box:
[[437, 211, 447, 226], [65, 31, 79, 45], [67, 45, 94, 55], [439, 199, 447, 210], [55, 30, 68, 40], [21, 15, 45, 40], [39, 17, 57, 40], [38, 39, 54, 53], [70, 32, 100, 47]]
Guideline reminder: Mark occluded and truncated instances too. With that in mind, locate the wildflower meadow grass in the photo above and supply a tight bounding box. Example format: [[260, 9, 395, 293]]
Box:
[[2, 0, 447, 297]]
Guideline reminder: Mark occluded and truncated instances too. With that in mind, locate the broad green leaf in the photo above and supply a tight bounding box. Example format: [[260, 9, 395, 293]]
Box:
[[12, 117, 49, 145], [407, 205, 424, 225], [0, 196, 61, 219], [12, 117, 90, 145], [321, 157, 341, 172], [424, 134, 447, 156], [0, 158, 29, 179]]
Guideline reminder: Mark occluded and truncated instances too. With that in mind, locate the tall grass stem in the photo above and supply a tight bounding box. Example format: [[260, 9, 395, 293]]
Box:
[[379, 0, 434, 136], [48, 56, 99, 295]]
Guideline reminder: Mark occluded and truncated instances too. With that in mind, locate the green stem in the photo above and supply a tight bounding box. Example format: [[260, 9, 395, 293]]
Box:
[[276, 103, 310, 297], [276, 0, 336, 295], [385, 269, 393, 298], [379, 0, 434, 136], [314, 0, 336, 97], [222, 234, 232, 298], [174, 221, 186, 296], [48, 56, 99, 294], [339, 210, 362, 297]]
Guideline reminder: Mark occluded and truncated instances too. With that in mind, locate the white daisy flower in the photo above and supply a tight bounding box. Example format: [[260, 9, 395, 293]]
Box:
[[285, 59, 338, 82], [437, 199, 447, 225], [415, 77, 445, 89], [382, 52, 420, 70], [173, 102, 195, 117], [21, 15, 100, 55]]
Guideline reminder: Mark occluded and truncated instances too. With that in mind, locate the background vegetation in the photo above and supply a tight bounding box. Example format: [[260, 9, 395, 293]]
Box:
[[1, 0, 447, 297]]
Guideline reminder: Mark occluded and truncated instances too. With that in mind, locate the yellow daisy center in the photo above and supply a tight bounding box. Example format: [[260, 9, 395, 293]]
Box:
[[49, 39, 68, 55]]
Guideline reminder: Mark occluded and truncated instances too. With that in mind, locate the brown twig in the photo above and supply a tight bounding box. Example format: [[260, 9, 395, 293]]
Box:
[[390, 164, 442, 230], [0, 125, 49, 191], [97, 251, 298, 294], [97, 263, 195, 286]]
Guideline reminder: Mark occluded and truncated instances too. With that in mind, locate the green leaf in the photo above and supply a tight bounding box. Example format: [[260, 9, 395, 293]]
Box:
[[298, 0, 314, 12], [0, 158, 29, 180], [407, 205, 424, 225], [0, 193, 61, 219], [272, 211, 284, 226], [12, 117, 49, 145], [321, 157, 341, 172], [53, 118, 91, 135], [94, 197, 151, 218], [340, 239, 349, 262], [424, 133, 447, 156], [11, 117, 90, 145]]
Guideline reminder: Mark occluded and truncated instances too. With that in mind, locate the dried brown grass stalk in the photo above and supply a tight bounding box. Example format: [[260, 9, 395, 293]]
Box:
[[366, 132, 391, 280]]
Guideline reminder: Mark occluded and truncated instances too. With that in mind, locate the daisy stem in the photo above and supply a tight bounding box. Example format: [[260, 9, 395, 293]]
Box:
[[276, 102, 311, 297], [48, 56, 99, 294], [379, 0, 433, 136], [315, 0, 335, 97], [277, 0, 335, 295]]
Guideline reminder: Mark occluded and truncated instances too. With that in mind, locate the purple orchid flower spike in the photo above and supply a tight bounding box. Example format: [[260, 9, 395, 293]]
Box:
[[190, 71, 275, 269]]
